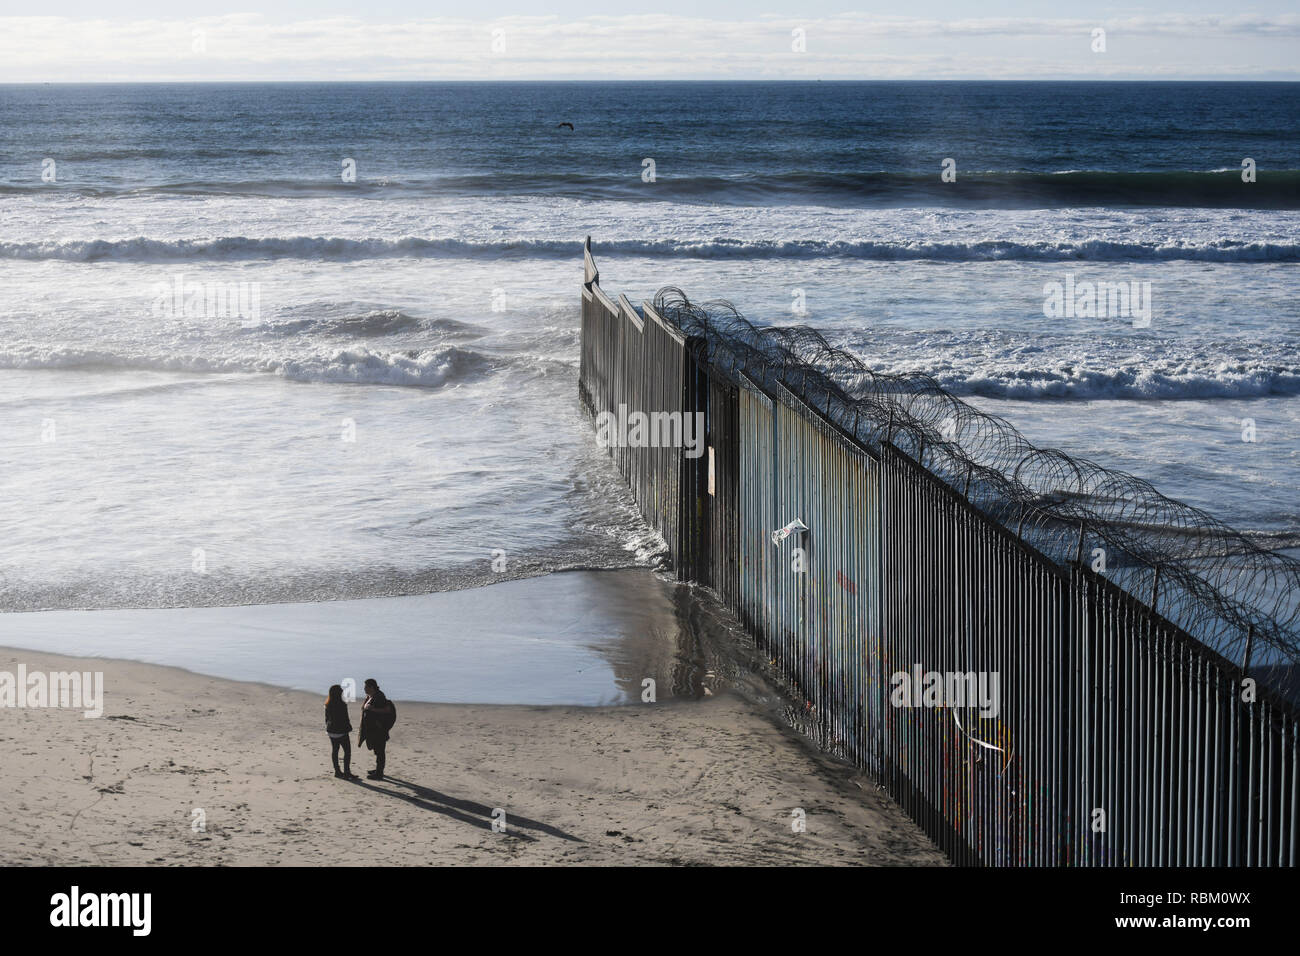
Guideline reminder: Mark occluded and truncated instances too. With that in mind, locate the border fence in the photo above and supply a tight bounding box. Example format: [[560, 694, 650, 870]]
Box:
[[579, 239, 1299, 866]]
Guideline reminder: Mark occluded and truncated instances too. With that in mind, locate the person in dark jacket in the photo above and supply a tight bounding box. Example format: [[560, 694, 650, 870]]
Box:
[[358, 678, 395, 781], [325, 684, 358, 780]]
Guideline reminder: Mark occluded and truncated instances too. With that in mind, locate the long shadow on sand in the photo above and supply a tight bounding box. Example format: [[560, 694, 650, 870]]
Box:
[[351, 776, 584, 843]]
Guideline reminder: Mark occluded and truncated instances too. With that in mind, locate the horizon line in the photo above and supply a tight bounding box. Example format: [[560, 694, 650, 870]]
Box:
[[5, 77, 1300, 84]]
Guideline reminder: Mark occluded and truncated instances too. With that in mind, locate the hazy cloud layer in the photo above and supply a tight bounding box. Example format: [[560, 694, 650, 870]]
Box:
[[3, 13, 1298, 81]]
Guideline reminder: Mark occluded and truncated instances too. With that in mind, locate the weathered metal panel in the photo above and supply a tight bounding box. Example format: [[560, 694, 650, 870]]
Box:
[[706, 374, 739, 607], [738, 377, 777, 644], [759, 383, 881, 769]]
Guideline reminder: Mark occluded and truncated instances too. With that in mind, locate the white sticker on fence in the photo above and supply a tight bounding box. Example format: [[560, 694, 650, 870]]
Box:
[[771, 518, 808, 546]]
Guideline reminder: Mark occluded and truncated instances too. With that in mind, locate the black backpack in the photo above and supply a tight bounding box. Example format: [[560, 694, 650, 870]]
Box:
[[381, 699, 397, 732]]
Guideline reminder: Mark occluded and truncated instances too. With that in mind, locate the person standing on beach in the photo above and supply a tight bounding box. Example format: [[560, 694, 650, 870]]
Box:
[[358, 678, 396, 781], [325, 685, 359, 780]]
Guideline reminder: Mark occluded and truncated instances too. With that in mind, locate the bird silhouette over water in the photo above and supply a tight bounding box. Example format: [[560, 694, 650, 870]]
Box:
[[557, 122, 574, 131]]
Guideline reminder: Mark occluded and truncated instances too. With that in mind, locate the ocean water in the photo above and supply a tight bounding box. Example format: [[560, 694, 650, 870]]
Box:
[[0, 81, 1297, 614]]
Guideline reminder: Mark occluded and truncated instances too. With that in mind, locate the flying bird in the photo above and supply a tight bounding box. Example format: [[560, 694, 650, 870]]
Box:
[[557, 122, 574, 131]]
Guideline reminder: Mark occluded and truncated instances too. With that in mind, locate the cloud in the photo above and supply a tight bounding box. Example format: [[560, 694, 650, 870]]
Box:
[[1, 13, 1297, 80]]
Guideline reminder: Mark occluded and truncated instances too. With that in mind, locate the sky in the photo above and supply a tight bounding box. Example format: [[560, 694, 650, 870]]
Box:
[[0, 3, 1298, 81]]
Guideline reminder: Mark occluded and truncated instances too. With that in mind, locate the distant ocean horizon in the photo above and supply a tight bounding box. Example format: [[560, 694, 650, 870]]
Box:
[[1, 81, 1296, 611]]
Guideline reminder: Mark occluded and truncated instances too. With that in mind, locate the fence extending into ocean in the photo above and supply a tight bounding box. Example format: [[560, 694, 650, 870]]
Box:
[[578, 240, 1299, 867]]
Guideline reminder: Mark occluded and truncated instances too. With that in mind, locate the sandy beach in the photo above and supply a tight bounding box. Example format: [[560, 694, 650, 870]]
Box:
[[0, 647, 946, 866]]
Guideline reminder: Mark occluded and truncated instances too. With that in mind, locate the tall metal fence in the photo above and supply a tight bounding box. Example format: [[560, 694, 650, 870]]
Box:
[[581, 253, 699, 578], [578, 239, 1299, 866]]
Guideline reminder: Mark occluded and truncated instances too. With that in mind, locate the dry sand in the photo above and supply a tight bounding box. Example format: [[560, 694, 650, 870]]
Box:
[[0, 647, 946, 866]]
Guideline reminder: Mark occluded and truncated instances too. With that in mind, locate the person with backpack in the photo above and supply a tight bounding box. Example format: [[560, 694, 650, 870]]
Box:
[[358, 678, 396, 781], [324, 684, 359, 780]]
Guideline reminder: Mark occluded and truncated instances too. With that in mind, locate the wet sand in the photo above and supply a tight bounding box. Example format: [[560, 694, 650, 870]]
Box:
[[0, 647, 946, 866], [0, 570, 717, 706]]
